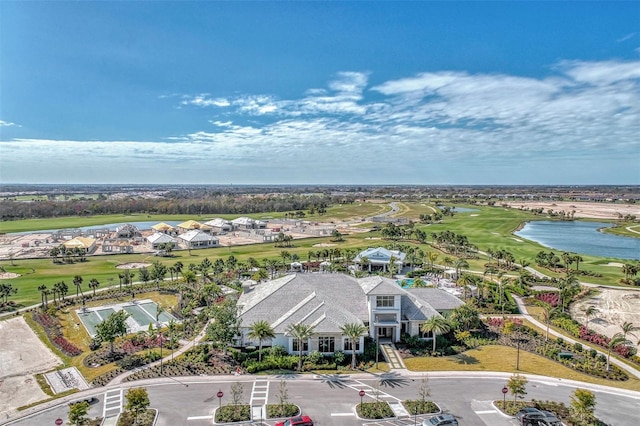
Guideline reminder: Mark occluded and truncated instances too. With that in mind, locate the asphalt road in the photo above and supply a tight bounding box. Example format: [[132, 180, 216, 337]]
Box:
[[5, 372, 640, 426]]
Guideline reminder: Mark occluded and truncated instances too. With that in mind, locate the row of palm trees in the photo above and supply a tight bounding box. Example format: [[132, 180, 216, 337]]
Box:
[[37, 275, 103, 309], [247, 320, 369, 371]]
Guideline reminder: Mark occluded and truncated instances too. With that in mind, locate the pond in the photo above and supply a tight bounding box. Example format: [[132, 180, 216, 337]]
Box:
[[515, 220, 640, 260], [12, 221, 183, 235]]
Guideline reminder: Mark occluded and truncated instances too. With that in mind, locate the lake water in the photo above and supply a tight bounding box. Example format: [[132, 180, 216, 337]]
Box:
[[13, 221, 183, 235], [515, 221, 640, 260]]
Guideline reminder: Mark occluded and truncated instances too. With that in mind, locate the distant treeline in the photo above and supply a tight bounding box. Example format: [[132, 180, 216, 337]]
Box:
[[0, 193, 355, 220]]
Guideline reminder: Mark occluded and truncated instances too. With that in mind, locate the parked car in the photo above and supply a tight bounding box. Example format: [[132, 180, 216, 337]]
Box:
[[516, 407, 544, 422], [69, 396, 98, 406], [423, 414, 459, 426], [519, 409, 563, 426], [274, 415, 314, 426]]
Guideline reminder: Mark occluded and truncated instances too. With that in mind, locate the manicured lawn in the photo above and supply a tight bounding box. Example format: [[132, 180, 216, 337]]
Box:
[[602, 222, 640, 239], [403, 345, 640, 391], [0, 202, 631, 308]]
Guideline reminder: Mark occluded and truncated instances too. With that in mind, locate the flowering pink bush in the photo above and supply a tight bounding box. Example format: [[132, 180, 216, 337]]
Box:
[[32, 311, 82, 357], [53, 335, 82, 356], [535, 292, 559, 307], [579, 326, 636, 358]]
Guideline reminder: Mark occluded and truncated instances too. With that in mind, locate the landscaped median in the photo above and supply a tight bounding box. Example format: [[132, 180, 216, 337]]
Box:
[[403, 345, 640, 392]]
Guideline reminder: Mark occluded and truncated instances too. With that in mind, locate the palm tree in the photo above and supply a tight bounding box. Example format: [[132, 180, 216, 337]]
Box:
[[285, 323, 315, 371], [456, 274, 475, 299], [583, 306, 598, 330], [606, 333, 631, 372], [420, 316, 450, 353], [620, 321, 640, 341], [37, 285, 47, 309], [89, 278, 100, 296], [453, 259, 469, 278], [73, 275, 84, 298], [340, 322, 368, 368], [248, 320, 276, 362], [540, 304, 560, 341]]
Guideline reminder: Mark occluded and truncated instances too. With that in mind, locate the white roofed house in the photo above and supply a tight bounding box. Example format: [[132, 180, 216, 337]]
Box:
[[353, 247, 406, 273], [231, 217, 267, 230], [147, 232, 178, 250], [236, 273, 463, 355], [177, 229, 219, 249], [204, 218, 233, 234]]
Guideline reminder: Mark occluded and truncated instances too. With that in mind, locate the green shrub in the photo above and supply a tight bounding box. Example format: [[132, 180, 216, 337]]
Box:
[[266, 403, 299, 418], [402, 400, 439, 415], [215, 404, 250, 423], [307, 350, 323, 364], [357, 401, 393, 419]]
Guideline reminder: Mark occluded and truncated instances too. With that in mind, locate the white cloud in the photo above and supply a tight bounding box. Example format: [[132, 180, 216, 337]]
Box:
[[3, 60, 638, 184], [0, 120, 19, 127], [181, 94, 230, 107]]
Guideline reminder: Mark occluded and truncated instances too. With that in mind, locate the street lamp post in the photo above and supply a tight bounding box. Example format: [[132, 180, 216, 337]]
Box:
[[414, 405, 418, 425], [515, 335, 528, 371], [502, 386, 508, 410], [375, 336, 379, 369], [359, 389, 365, 408]]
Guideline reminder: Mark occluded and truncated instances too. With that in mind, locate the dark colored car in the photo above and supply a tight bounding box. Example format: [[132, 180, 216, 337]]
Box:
[[69, 396, 98, 406], [274, 415, 314, 426], [516, 407, 544, 422], [520, 409, 563, 426], [422, 414, 459, 426]]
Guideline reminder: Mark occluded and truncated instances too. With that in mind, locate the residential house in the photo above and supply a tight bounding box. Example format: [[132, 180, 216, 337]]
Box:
[[177, 229, 219, 249], [147, 232, 178, 250]]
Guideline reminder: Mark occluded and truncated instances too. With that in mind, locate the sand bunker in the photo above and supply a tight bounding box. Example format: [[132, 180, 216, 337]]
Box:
[[312, 243, 337, 247], [0, 272, 21, 279], [571, 288, 640, 341], [116, 262, 151, 269]]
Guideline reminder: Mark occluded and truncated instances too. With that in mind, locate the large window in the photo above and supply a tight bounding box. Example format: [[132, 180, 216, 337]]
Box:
[[344, 337, 360, 352], [376, 295, 395, 308], [318, 336, 335, 353], [292, 339, 309, 352]]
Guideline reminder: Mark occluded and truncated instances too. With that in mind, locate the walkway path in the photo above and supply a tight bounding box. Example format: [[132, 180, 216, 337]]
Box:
[[107, 324, 209, 386], [379, 343, 406, 371], [512, 295, 640, 380]]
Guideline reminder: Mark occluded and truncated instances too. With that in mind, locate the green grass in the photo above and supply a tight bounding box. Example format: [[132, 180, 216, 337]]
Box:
[[403, 345, 640, 391], [0, 203, 632, 308], [602, 222, 640, 239]]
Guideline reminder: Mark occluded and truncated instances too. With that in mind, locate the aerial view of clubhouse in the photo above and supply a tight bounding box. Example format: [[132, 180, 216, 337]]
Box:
[[0, 191, 639, 426]]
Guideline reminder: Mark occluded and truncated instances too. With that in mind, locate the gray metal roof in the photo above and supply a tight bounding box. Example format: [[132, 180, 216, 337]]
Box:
[[405, 288, 465, 311], [238, 273, 368, 333]]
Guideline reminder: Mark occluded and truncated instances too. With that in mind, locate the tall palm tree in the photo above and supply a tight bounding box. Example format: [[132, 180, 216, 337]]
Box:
[[606, 333, 631, 372], [248, 320, 276, 362], [340, 322, 368, 368], [540, 303, 560, 341], [285, 323, 315, 371], [620, 321, 640, 341], [89, 278, 100, 296], [456, 274, 475, 299], [37, 285, 47, 309], [420, 316, 450, 353], [73, 275, 84, 298], [583, 306, 598, 330]]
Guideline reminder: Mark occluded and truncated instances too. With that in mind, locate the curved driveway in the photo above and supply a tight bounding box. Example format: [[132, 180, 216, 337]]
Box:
[[4, 371, 639, 426]]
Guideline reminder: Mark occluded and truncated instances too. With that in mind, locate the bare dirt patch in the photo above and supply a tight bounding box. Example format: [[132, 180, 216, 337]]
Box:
[[571, 288, 640, 341], [116, 262, 151, 269], [312, 243, 337, 247], [0, 316, 62, 418], [504, 201, 640, 220]]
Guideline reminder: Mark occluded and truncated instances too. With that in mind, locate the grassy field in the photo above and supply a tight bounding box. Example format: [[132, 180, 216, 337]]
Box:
[[0, 202, 633, 308], [603, 222, 640, 238], [403, 345, 640, 391]]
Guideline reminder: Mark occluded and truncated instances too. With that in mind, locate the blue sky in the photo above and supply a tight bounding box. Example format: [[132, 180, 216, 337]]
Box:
[[1, 1, 639, 185]]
